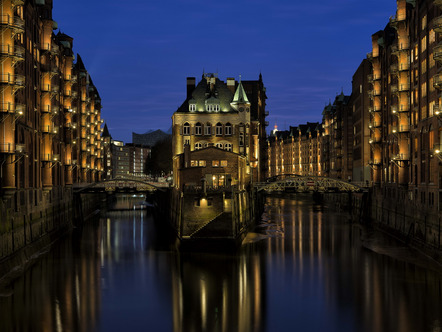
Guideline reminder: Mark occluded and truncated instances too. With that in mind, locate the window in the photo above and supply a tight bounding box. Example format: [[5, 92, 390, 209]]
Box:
[[220, 160, 227, 167], [195, 122, 202, 135], [206, 104, 219, 112], [199, 160, 206, 167], [190, 160, 198, 167], [225, 143, 232, 151], [184, 139, 190, 147], [205, 123, 212, 135], [195, 143, 202, 150], [212, 160, 219, 167], [216, 123, 223, 136], [225, 123, 232, 136], [216, 143, 223, 149], [189, 104, 196, 112], [183, 122, 190, 135]]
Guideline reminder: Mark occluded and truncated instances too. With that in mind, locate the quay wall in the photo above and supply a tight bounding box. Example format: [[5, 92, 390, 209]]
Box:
[[0, 187, 102, 279], [322, 188, 442, 261]]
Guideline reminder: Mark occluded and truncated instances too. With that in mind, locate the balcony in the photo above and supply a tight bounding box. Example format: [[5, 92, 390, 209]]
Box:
[[389, 14, 406, 27], [370, 159, 382, 165], [1, 102, 24, 114], [369, 136, 382, 144], [434, 73, 442, 89], [369, 121, 381, 129], [0, 143, 15, 153], [392, 153, 410, 162], [0, 73, 25, 88], [369, 105, 381, 113], [432, 16, 442, 33], [0, 44, 25, 64], [434, 43, 442, 63], [391, 124, 410, 133], [368, 89, 381, 98], [41, 153, 52, 162], [399, 83, 410, 92], [0, 14, 25, 34], [391, 42, 410, 54], [41, 125, 57, 134]]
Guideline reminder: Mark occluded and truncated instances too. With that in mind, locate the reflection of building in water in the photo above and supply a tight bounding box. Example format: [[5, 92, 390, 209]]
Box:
[[0, 222, 101, 332], [171, 253, 266, 332], [265, 196, 442, 332]]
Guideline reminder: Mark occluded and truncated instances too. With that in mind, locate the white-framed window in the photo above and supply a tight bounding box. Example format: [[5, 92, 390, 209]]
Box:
[[189, 104, 196, 112], [195, 122, 202, 135], [205, 123, 212, 135], [216, 123, 223, 136], [184, 139, 190, 147], [216, 143, 223, 149], [195, 143, 202, 150], [225, 143, 232, 151], [225, 123, 232, 136], [206, 104, 220, 112], [183, 122, 190, 135]]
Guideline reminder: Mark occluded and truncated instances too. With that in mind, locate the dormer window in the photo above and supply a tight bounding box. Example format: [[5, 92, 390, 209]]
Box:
[[206, 104, 220, 112], [189, 104, 196, 112]]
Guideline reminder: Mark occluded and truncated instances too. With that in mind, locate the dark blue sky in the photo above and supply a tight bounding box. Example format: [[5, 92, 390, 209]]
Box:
[[53, 0, 397, 143]]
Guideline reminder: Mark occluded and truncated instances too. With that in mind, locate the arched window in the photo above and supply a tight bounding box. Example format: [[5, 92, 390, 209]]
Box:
[[216, 123, 223, 136], [205, 123, 212, 136], [195, 122, 202, 135], [225, 123, 232, 136], [195, 143, 202, 150], [225, 143, 232, 152], [183, 122, 190, 135], [189, 104, 196, 112], [216, 143, 223, 149]]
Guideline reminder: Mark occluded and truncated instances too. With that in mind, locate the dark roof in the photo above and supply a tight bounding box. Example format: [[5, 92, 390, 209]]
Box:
[[102, 123, 112, 139], [176, 77, 236, 113]]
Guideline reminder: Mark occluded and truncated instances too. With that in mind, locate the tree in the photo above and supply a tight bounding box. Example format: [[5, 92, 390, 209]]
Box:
[[145, 136, 172, 177]]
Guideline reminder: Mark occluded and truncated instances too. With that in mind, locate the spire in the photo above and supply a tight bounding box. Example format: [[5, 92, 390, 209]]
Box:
[[102, 123, 112, 139], [231, 78, 250, 105]]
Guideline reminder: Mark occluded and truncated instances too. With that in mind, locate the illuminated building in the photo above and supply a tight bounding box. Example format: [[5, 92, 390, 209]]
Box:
[[172, 73, 268, 189], [321, 92, 354, 180], [267, 123, 322, 178], [367, 0, 441, 219], [0, 0, 104, 195]]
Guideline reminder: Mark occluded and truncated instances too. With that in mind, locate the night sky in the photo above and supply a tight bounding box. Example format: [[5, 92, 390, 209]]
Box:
[[53, 0, 397, 143]]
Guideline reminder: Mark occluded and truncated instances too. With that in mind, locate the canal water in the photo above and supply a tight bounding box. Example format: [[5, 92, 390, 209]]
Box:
[[1, 194, 442, 332]]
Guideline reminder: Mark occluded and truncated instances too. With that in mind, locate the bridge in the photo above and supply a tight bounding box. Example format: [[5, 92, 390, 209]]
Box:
[[73, 177, 169, 193], [254, 175, 363, 193]]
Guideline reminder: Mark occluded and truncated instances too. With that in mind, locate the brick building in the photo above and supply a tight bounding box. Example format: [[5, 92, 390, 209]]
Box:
[[172, 73, 268, 188], [0, 0, 104, 194]]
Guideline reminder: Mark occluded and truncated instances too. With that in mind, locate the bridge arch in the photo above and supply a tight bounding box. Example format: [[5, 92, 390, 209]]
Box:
[[255, 176, 362, 193], [74, 176, 167, 193]]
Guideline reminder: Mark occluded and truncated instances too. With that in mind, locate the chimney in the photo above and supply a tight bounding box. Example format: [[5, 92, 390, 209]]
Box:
[[184, 143, 191, 168], [227, 77, 235, 94], [187, 77, 196, 98]]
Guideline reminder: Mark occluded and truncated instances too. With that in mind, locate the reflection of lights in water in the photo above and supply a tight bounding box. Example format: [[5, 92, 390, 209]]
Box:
[[55, 299, 62, 332], [200, 278, 207, 330], [76, 273, 81, 318]]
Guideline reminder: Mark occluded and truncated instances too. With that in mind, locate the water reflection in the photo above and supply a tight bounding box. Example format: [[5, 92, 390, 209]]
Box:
[[0, 194, 441, 332]]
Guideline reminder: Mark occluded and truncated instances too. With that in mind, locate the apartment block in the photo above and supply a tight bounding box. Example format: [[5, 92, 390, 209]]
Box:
[[0, 0, 104, 197], [367, 0, 441, 214]]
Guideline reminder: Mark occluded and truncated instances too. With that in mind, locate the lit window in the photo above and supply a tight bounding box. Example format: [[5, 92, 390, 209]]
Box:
[[220, 160, 227, 167], [195, 123, 202, 135], [216, 123, 223, 136], [199, 160, 206, 167], [225, 123, 232, 136], [205, 123, 212, 135], [183, 122, 190, 135], [190, 160, 198, 167], [212, 160, 219, 167]]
